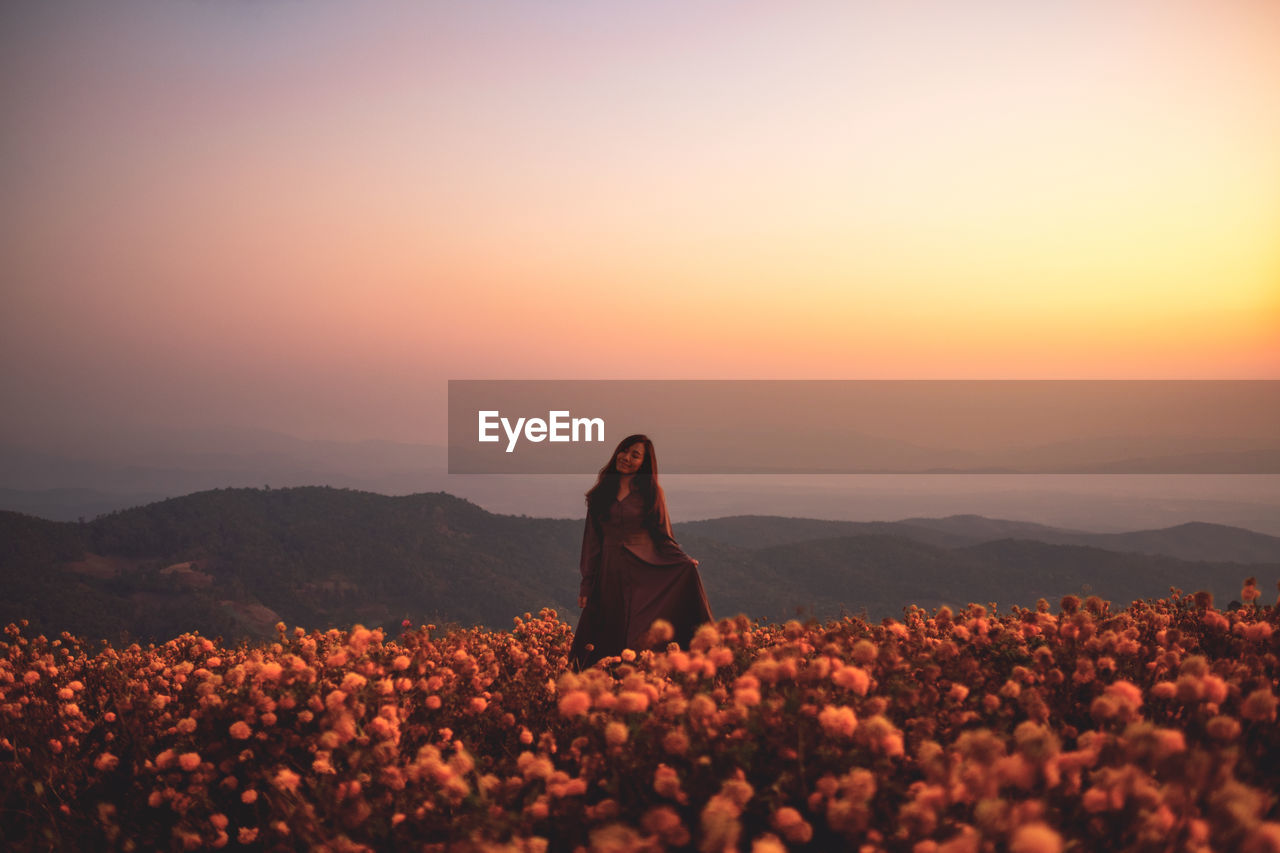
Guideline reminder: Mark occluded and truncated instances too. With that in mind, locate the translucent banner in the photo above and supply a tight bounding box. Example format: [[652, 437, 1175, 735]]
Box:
[[447, 380, 1279, 474]]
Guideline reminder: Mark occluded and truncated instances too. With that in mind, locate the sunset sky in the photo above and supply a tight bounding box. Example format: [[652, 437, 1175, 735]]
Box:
[[2, 0, 1277, 447]]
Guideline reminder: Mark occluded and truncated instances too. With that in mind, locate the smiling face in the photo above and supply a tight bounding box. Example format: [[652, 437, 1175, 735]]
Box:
[[615, 441, 646, 475]]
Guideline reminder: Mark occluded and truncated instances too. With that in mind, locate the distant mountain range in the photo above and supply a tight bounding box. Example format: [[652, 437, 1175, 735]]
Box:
[[682, 514, 1280, 564], [1, 487, 1275, 644]]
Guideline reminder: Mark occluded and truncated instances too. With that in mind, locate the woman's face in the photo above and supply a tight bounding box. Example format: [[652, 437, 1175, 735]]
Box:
[[615, 442, 645, 475]]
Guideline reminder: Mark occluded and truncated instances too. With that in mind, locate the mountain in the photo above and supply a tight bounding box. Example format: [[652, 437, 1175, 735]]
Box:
[[0, 487, 171, 523], [893, 514, 1093, 544], [1, 488, 1274, 644], [894, 515, 1280, 564], [1049, 522, 1280, 564], [685, 513, 1280, 564], [677, 516, 976, 549], [0, 488, 582, 644]]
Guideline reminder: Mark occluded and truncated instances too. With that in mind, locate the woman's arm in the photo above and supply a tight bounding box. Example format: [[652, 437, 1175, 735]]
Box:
[[579, 514, 603, 604]]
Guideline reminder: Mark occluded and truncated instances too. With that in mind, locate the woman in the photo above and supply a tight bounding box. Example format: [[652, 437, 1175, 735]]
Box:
[[568, 434, 714, 670]]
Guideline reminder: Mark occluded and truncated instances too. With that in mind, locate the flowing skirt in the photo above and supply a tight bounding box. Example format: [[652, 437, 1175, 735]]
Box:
[[569, 540, 713, 670]]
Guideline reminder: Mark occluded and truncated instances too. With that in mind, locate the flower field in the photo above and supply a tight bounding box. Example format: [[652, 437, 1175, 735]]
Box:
[[2, 581, 1278, 852]]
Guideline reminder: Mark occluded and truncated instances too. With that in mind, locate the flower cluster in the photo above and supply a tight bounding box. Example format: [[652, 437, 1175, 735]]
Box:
[[1, 583, 1277, 851]]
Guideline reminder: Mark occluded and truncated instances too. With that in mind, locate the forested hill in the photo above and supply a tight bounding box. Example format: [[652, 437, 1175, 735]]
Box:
[[0, 488, 584, 644], [1, 486, 1275, 644]]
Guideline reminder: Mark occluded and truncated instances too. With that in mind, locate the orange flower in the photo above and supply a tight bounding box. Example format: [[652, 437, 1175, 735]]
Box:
[[617, 691, 651, 713], [654, 764, 683, 800], [832, 665, 871, 696], [1207, 715, 1241, 741], [1241, 577, 1260, 603], [1010, 822, 1063, 853], [256, 661, 283, 682], [272, 767, 301, 793], [1106, 680, 1143, 716], [605, 721, 629, 747], [662, 728, 690, 756], [819, 705, 858, 739], [1244, 622, 1273, 642], [558, 690, 591, 717], [642, 805, 690, 846], [701, 794, 743, 852], [771, 807, 813, 843], [647, 619, 675, 644], [1242, 689, 1278, 722], [178, 752, 201, 772], [851, 639, 878, 664], [751, 835, 787, 853]]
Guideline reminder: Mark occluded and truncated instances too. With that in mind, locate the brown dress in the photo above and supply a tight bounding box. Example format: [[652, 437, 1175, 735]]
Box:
[[568, 486, 714, 669]]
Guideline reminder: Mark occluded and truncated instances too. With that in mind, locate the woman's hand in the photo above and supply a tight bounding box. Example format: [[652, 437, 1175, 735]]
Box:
[[578, 595, 588, 608], [692, 559, 699, 568]]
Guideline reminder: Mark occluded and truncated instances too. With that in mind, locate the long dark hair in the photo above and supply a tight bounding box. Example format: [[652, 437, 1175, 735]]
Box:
[[585, 434, 660, 529]]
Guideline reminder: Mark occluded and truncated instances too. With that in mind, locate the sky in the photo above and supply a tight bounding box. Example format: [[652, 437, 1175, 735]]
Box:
[[2, 0, 1278, 448]]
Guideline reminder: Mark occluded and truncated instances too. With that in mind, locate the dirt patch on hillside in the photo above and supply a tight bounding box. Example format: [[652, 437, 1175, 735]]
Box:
[[61, 553, 147, 579]]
